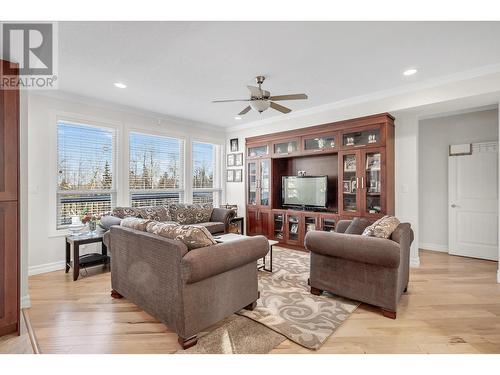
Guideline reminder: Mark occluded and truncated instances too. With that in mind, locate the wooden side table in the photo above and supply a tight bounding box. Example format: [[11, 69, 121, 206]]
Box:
[[229, 216, 245, 235], [65, 232, 109, 281]]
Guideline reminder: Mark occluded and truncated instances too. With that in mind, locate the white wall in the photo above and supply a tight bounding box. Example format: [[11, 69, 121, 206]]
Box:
[[418, 109, 499, 252], [26, 92, 226, 278]]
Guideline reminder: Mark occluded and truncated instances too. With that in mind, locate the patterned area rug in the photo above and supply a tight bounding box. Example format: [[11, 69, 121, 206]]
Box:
[[176, 315, 285, 354], [238, 247, 359, 350]]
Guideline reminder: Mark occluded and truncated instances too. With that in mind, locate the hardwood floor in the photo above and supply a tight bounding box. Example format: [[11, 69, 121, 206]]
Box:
[[24, 250, 500, 354]]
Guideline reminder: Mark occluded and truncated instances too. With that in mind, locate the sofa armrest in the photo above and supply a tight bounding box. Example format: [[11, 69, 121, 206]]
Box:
[[305, 231, 401, 268], [335, 220, 352, 233], [181, 235, 269, 284], [210, 208, 237, 233]]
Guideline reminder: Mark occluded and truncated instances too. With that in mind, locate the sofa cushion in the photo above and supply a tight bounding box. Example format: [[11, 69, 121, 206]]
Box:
[[120, 217, 153, 231], [362, 215, 400, 239], [100, 215, 122, 230], [135, 205, 171, 221], [195, 222, 225, 234], [146, 221, 217, 250], [169, 203, 213, 225], [112, 206, 141, 219], [344, 217, 371, 235]]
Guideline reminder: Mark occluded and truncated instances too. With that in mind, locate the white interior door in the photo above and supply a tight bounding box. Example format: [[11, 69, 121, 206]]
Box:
[[449, 142, 498, 261]]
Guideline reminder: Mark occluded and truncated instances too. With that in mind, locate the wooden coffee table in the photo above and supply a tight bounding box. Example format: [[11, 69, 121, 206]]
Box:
[[214, 233, 277, 272]]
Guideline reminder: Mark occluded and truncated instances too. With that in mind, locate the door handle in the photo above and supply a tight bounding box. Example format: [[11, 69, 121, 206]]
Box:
[[451, 204, 459, 208], [361, 177, 364, 189]]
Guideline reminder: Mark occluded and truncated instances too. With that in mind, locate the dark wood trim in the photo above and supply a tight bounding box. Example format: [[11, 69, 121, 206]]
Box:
[[178, 335, 198, 350], [0, 60, 20, 338], [246, 113, 394, 144]]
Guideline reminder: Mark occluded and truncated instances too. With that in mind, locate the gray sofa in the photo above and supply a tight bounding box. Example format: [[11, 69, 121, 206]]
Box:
[[305, 219, 413, 319], [103, 203, 236, 235], [108, 225, 269, 349]]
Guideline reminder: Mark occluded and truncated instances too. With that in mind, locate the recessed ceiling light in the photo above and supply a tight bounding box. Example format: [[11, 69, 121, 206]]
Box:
[[234, 116, 242, 120], [403, 68, 418, 76], [114, 82, 127, 89]]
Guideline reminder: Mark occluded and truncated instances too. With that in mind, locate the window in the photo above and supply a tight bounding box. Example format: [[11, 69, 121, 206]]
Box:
[[192, 141, 221, 205], [129, 132, 184, 207], [57, 121, 116, 228]]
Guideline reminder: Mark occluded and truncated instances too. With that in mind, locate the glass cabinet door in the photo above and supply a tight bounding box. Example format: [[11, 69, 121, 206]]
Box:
[[303, 133, 336, 153], [341, 153, 359, 213], [342, 128, 381, 148], [247, 162, 257, 205], [304, 215, 318, 235], [259, 159, 270, 206], [364, 151, 382, 214], [247, 144, 269, 158], [273, 139, 299, 156], [273, 212, 284, 240], [287, 214, 300, 243]]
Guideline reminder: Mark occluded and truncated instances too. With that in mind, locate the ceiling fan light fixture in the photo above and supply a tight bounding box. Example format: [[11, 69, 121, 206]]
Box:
[[250, 99, 270, 113]]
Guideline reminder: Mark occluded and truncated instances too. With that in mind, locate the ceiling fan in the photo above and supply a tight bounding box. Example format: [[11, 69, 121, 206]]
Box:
[[212, 76, 308, 116]]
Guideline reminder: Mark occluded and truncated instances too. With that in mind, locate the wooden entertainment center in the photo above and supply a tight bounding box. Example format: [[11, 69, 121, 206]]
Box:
[[245, 113, 395, 249]]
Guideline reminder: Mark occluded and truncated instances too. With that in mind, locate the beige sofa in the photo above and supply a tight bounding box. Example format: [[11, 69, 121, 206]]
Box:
[[305, 219, 413, 319], [107, 225, 268, 349]]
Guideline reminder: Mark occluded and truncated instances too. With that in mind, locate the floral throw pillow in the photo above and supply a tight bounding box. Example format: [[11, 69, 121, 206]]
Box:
[[362, 215, 400, 239], [169, 203, 213, 225], [120, 217, 154, 232], [146, 221, 216, 250]]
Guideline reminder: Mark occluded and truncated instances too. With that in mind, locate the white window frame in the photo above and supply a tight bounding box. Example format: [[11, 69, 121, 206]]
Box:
[[191, 140, 223, 206], [50, 111, 121, 235], [128, 129, 186, 207]]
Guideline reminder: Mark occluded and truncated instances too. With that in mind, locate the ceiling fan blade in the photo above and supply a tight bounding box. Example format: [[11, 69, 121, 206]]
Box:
[[238, 106, 251, 115], [270, 102, 292, 114], [212, 99, 251, 103], [268, 94, 308, 101]]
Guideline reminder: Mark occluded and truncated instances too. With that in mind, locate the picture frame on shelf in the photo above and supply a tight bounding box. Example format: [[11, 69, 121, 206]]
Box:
[[350, 178, 357, 193], [344, 156, 356, 172], [227, 154, 235, 167], [342, 180, 351, 193], [234, 169, 242, 182], [230, 138, 239, 152], [227, 169, 234, 182], [234, 153, 243, 166], [366, 153, 381, 170]]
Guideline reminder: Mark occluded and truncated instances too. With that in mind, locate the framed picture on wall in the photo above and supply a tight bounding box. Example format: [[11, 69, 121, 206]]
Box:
[[227, 169, 234, 182], [235, 153, 243, 166], [230, 138, 239, 152], [227, 154, 235, 167], [234, 169, 242, 182]]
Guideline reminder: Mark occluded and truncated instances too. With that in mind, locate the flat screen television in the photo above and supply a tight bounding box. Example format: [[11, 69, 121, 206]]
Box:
[[282, 175, 328, 209]]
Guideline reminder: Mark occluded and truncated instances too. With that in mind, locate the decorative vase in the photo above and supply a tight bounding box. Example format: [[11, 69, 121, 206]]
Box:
[[88, 220, 97, 233]]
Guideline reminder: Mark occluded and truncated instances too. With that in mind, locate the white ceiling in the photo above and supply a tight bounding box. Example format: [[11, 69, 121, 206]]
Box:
[[56, 21, 500, 128]]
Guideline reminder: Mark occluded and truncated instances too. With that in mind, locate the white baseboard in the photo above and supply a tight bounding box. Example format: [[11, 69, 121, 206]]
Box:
[[29, 260, 65, 276], [410, 256, 420, 268], [21, 294, 31, 308], [419, 242, 448, 253]]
